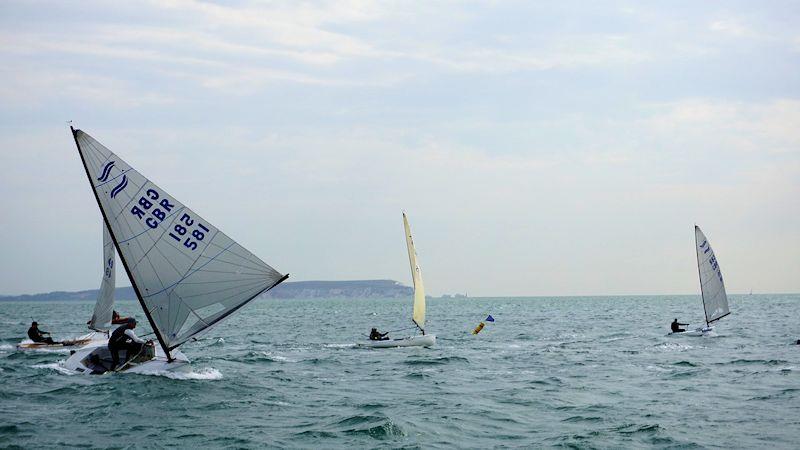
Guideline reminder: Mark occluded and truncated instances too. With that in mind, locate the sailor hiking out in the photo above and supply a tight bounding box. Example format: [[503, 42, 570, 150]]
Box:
[[108, 319, 149, 370], [27, 322, 58, 345], [671, 319, 689, 333]]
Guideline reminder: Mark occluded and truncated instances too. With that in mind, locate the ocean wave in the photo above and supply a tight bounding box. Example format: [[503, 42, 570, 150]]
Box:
[[323, 343, 356, 349], [139, 367, 223, 381], [0, 343, 13, 351], [404, 356, 469, 366], [672, 361, 698, 367], [243, 351, 298, 363], [613, 423, 664, 435], [333, 414, 406, 439], [30, 361, 76, 375], [653, 342, 694, 352], [721, 359, 788, 366]]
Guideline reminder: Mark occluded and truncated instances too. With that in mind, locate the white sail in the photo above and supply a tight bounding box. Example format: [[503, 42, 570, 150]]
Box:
[[403, 212, 425, 331], [72, 128, 287, 355], [695, 226, 730, 325], [88, 222, 116, 331]]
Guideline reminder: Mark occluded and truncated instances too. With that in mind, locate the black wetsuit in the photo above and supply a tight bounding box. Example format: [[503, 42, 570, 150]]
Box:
[[108, 325, 144, 369], [671, 321, 688, 333], [28, 327, 55, 344], [369, 330, 389, 341]]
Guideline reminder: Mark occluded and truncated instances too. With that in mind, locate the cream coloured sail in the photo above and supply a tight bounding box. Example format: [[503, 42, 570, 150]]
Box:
[[71, 127, 287, 357], [403, 212, 426, 332], [88, 222, 116, 331], [695, 226, 730, 325]]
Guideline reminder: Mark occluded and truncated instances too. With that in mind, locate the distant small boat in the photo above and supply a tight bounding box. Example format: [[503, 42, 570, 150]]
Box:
[[17, 223, 115, 351], [63, 127, 288, 373], [671, 226, 730, 336], [359, 213, 435, 348]]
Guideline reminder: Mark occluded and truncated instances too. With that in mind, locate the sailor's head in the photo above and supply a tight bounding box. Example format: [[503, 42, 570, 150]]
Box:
[[371, 328, 377, 332], [673, 318, 677, 322], [127, 318, 137, 328], [31, 321, 38, 327]]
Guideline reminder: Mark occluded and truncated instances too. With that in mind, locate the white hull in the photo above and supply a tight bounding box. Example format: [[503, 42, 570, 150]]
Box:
[[16, 331, 108, 352], [64, 340, 189, 374], [359, 334, 436, 348], [668, 326, 714, 337]]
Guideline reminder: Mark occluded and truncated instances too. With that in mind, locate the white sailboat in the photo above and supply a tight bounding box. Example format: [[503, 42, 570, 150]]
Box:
[[64, 127, 288, 374], [671, 225, 731, 336], [17, 223, 116, 351], [359, 212, 435, 348]]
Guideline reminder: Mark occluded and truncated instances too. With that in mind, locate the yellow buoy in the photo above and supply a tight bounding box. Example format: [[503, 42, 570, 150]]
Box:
[[472, 322, 485, 335]]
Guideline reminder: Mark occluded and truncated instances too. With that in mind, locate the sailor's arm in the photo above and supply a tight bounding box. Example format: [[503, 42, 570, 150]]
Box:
[[124, 329, 146, 344]]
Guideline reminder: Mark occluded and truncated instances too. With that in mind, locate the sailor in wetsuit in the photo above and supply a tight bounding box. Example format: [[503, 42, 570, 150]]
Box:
[[108, 319, 148, 370], [671, 319, 689, 333], [369, 328, 389, 341], [28, 322, 58, 344]]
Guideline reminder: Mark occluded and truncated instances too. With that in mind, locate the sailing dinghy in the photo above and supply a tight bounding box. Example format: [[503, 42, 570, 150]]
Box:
[[17, 223, 116, 351], [670, 226, 730, 336], [63, 127, 288, 374], [359, 213, 435, 348]]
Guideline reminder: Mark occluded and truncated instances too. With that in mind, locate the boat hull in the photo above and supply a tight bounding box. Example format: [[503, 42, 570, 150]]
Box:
[[16, 331, 108, 351], [358, 334, 436, 348], [63, 340, 189, 374], [668, 326, 714, 337]]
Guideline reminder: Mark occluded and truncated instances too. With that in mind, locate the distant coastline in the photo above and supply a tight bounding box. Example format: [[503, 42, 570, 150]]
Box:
[[0, 280, 414, 302]]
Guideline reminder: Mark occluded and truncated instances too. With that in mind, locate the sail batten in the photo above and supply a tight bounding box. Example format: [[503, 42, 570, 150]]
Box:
[[403, 213, 426, 332], [72, 127, 287, 354], [694, 226, 729, 326]]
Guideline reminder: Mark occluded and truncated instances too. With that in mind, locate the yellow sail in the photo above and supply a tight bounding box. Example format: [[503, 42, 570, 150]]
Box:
[[403, 212, 426, 332]]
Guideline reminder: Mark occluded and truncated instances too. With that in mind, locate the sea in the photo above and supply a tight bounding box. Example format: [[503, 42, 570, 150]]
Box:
[[1, 294, 798, 449]]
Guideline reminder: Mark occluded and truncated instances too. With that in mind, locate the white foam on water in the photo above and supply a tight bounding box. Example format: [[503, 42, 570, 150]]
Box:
[[139, 367, 223, 381], [653, 342, 694, 352], [779, 366, 794, 373], [31, 361, 76, 375], [324, 343, 356, 349], [261, 351, 298, 362], [0, 343, 13, 351]]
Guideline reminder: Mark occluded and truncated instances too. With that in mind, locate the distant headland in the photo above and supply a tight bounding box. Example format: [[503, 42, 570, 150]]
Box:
[[0, 280, 417, 302]]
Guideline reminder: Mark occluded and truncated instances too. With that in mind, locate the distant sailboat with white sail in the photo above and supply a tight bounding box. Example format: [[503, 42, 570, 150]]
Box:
[[64, 127, 288, 373], [671, 225, 730, 336], [17, 224, 115, 351], [359, 212, 435, 348]]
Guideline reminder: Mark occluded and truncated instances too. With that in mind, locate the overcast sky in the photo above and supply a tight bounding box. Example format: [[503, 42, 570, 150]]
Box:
[[1, 1, 798, 296]]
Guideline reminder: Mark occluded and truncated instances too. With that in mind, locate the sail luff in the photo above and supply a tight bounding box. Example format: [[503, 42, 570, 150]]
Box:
[[694, 225, 710, 327], [71, 127, 173, 358], [403, 213, 425, 332], [88, 222, 116, 331]]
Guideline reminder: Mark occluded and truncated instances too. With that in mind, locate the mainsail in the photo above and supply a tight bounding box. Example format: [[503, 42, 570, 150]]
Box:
[[71, 128, 288, 358], [88, 222, 116, 331], [695, 226, 730, 325], [403, 212, 426, 332]]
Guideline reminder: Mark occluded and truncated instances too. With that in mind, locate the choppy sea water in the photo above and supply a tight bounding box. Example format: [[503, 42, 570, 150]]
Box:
[[1, 294, 798, 449]]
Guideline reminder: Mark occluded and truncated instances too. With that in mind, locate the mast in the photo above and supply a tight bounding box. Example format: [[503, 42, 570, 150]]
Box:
[[694, 225, 710, 327], [71, 126, 173, 360]]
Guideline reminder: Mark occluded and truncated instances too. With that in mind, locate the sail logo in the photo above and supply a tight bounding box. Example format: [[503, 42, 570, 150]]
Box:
[[97, 161, 115, 182], [131, 188, 175, 229], [110, 175, 128, 198]]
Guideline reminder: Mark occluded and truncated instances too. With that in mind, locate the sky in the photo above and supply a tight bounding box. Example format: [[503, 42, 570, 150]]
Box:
[[0, 0, 798, 296]]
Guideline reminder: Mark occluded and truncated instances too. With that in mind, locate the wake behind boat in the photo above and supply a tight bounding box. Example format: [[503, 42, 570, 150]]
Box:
[[63, 127, 288, 374], [359, 212, 435, 349], [669, 226, 730, 337]]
